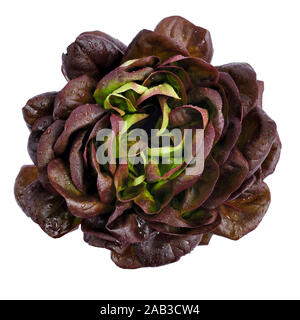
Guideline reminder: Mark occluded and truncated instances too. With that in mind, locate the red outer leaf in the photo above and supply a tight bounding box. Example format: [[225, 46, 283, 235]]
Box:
[[27, 116, 53, 166], [138, 204, 219, 231], [188, 87, 224, 144], [146, 212, 221, 236], [214, 182, 271, 240], [203, 148, 249, 209], [237, 107, 278, 177], [121, 29, 190, 63], [62, 31, 126, 81], [23, 180, 80, 238], [218, 63, 258, 117], [37, 120, 65, 169], [83, 113, 110, 166], [37, 119, 65, 194], [212, 72, 242, 165], [106, 202, 153, 245], [69, 130, 88, 194], [83, 231, 120, 253], [22, 92, 57, 129], [163, 55, 219, 86], [48, 158, 112, 218], [154, 16, 213, 62], [14, 165, 38, 214], [62, 43, 98, 81], [90, 142, 116, 204], [84, 113, 110, 148], [261, 133, 281, 178], [53, 75, 97, 120], [81, 203, 154, 255], [203, 121, 216, 159], [81, 214, 119, 252], [111, 233, 202, 269], [228, 174, 257, 201], [169, 105, 214, 159], [169, 104, 208, 129], [178, 156, 220, 213], [54, 104, 106, 155]]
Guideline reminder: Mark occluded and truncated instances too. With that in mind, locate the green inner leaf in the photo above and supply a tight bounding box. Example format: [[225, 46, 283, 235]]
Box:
[[104, 82, 148, 115], [156, 97, 171, 136], [137, 83, 181, 106]]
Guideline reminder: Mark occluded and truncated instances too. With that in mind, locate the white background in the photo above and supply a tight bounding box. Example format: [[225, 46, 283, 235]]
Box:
[[0, 0, 299, 299]]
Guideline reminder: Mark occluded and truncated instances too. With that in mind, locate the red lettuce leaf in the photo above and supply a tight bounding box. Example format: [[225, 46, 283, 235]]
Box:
[[53, 75, 97, 120], [203, 148, 249, 209], [122, 29, 189, 63], [214, 181, 271, 240], [69, 130, 88, 194], [14, 165, 38, 214], [62, 31, 126, 81], [23, 180, 80, 238], [237, 107, 278, 177], [218, 63, 258, 116], [48, 158, 112, 218], [27, 116, 53, 166], [154, 16, 213, 62], [22, 92, 57, 129], [111, 233, 202, 269], [54, 104, 106, 155]]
